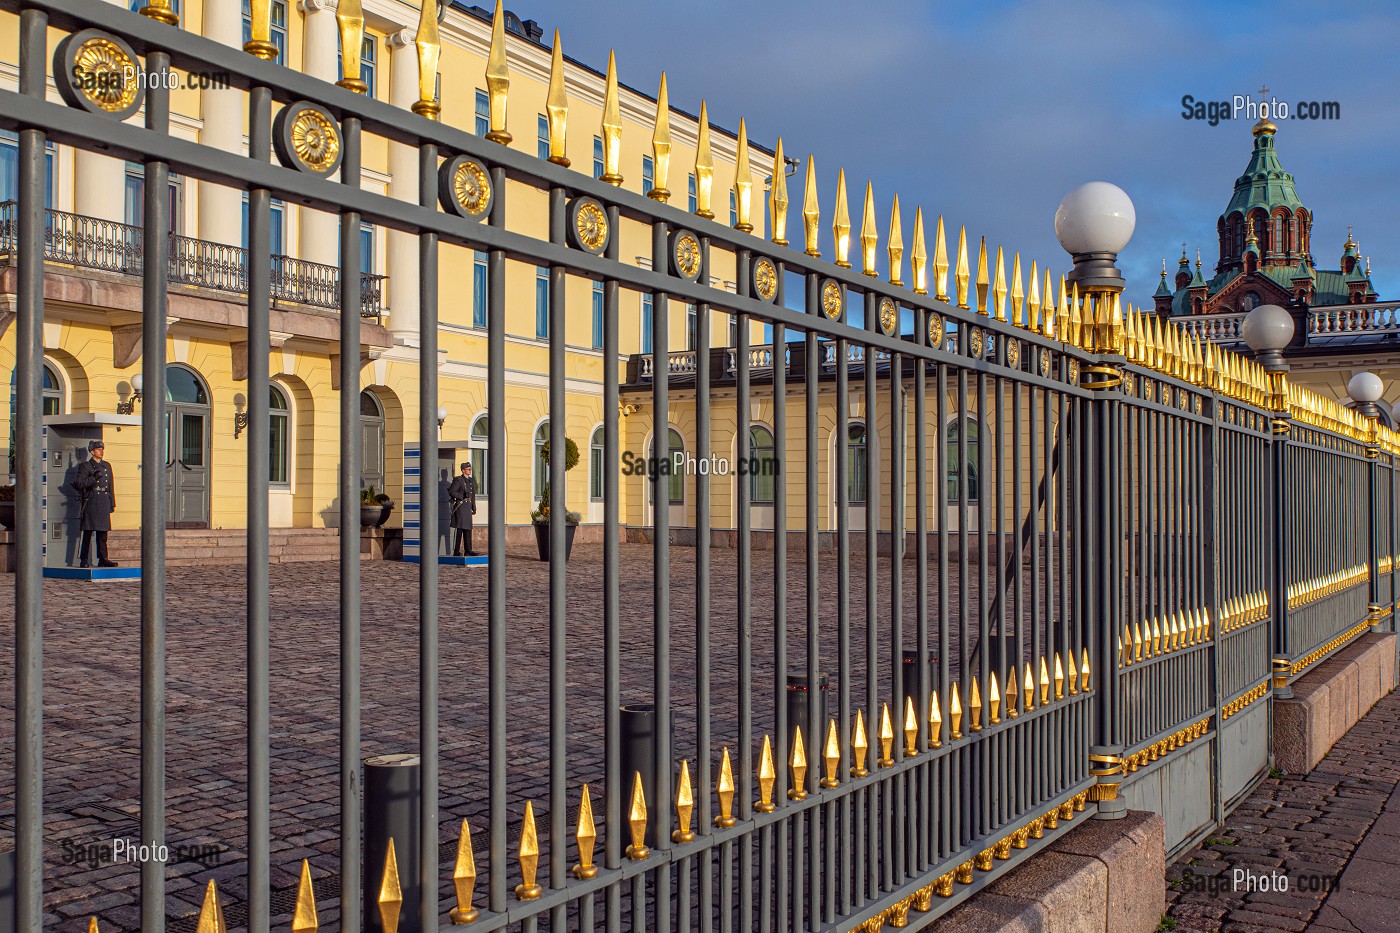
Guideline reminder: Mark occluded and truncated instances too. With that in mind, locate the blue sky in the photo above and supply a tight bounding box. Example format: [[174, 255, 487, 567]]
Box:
[[509, 0, 1400, 306]]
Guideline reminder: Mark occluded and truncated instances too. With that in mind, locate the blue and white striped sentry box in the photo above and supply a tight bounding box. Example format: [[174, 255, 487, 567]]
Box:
[[401, 442, 486, 566]]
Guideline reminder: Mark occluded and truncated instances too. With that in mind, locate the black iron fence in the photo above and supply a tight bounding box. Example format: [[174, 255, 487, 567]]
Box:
[[3, 1, 1398, 931]]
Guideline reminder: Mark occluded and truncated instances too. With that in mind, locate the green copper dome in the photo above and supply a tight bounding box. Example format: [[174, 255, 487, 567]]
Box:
[[1222, 120, 1305, 217]]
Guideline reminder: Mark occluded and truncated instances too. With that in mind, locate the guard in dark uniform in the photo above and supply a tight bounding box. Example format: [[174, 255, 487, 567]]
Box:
[[448, 461, 477, 556], [73, 439, 118, 568]]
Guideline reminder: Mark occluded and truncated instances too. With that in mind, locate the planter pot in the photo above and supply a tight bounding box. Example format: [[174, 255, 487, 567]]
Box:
[[533, 520, 577, 562], [361, 502, 393, 528], [0, 501, 14, 531]]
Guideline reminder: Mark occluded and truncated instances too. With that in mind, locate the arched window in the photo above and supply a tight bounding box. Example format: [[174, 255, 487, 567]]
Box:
[[269, 384, 290, 487], [589, 426, 605, 501], [848, 422, 868, 505], [946, 418, 980, 502], [1241, 291, 1261, 312], [649, 427, 684, 505], [167, 365, 209, 404], [42, 362, 63, 415], [359, 390, 385, 493], [534, 421, 549, 500], [749, 425, 776, 504], [470, 414, 489, 498]]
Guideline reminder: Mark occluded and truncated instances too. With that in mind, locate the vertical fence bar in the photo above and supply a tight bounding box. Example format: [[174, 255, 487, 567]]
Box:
[[246, 81, 273, 933], [547, 188, 568, 923], [734, 258, 753, 933], [603, 204, 623, 933], [834, 300, 852, 916], [914, 322, 929, 873], [695, 240, 714, 932], [769, 266, 789, 924], [14, 11, 47, 931], [804, 268, 822, 931], [487, 165, 508, 911], [863, 289, 880, 900], [651, 219, 673, 933]]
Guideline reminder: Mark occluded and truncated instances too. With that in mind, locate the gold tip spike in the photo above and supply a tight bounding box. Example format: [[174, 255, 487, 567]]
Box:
[[928, 690, 943, 748], [1151, 617, 1162, 654], [334, 0, 366, 92], [484, 0, 512, 143], [515, 802, 544, 897], [911, 208, 928, 295], [674, 759, 697, 841], [851, 708, 870, 776], [1038, 656, 1051, 706], [903, 695, 919, 756], [968, 676, 983, 732], [451, 819, 480, 922], [788, 727, 809, 800], [801, 156, 820, 257], [975, 237, 990, 314], [732, 119, 754, 233], [988, 671, 1002, 724], [756, 735, 777, 812], [379, 838, 404, 931], [1053, 652, 1065, 700], [878, 701, 896, 765], [1043, 268, 1058, 338], [860, 181, 879, 277], [88, 919, 100, 933], [546, 32, 570, 167], [694, 100, 714, 217], [292, 859, 319, 931], [1009, 252, 1024, 327], [991, 246, 1008, 322], [1057, 276, 1070, 344], [949, 684, 964, 739], [933, 215, 950, 301], [139, 0, 180, 25], [599, 51, 623, 185], [1026, 259, 1040, 332], [715, 747, 737, 827], [822, 719, 842, 787], [1023, 663, 1035, 712], [833, 169, 852, 267], [410, 0, 442, 118], [1069, 282, 1083, 349], [571, 785, 598, 877], [1005, 666, 1019, 718], [888, 195, 905, 286], [196, 880, 226, 933], [954, 226, 971, 308], [769, 138, 789, 245], [244, 0, 279, 59], [626, 773, 650, 858], [646, 72, 671, 197], [1132, 622, 1144, 661]]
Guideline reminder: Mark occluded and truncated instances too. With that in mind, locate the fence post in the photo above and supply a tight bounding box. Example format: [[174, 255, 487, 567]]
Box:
[[1350, 374, 1388, 634]]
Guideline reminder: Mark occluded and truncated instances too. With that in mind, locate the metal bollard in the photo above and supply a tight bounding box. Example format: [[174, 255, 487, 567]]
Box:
[[785, 673, 830, 754], [901, 650, 938, 713], [364, 754, 421, 933], [619, 704, 675, 848]]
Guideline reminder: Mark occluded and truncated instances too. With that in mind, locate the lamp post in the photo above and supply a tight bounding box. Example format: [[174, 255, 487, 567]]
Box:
[[1243, 303, 1296, 698], [1347, 371, 1387, 634], [436, 406, 447, 430], [118, 373, 143, 415], [1055, 182, 1135, 819]]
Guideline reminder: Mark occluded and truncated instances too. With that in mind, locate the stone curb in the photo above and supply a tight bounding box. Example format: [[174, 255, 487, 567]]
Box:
[[1274, 632, 1397, 775]]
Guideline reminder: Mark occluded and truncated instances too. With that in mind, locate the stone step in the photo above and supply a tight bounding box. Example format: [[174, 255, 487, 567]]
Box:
[[98, 529, 344, 566]]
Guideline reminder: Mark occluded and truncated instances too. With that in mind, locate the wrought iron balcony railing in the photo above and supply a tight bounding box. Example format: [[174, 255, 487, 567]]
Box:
[[0, 201, 387, 319]]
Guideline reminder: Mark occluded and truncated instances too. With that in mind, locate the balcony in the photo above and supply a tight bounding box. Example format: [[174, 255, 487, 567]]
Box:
[[0, 201, 387, 320], [1179, 301, 1400, 354]]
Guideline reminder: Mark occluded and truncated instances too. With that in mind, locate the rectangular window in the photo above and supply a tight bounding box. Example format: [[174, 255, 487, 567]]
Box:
[[337, 35, 377, 97], [537, 114, 550, 160], [686, 303, 698, 350], [642, 155, 654, 196], [0, 130, 55, 208], [729, 315, 738, 347], [241, 0, 287, 64], [472, 250, 488, 328], [475, 90, 489, 137], [593, 136, 604, 180], [359, 222, 374, 276], [688, 174, 697, 213], [729, 190, 737, 227], [126, 162, 184, 234], [535, 266, 549, 338], [239, 193, 286, 256], [591, 281, 604, 350], [589, 436, 604, 501], [641, 294, 653, 354]]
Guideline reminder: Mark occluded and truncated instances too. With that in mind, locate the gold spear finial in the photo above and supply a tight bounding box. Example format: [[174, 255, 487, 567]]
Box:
[[933, 215, 950, 301], [451, 819, 480, 922], [928, 690, 943, 748], [715, 747, 737, 827], [1053, 652, 1066, 699], [645, 73, 671, 197], [87, 919, 101, 933], [138, 0, 180, 26], [334, 0, 366, 92], [954, 226, 970, 308], [770, 138, 789, 244], [196, 880, 226, 933], [992, 246, 1008, 322], [572, 785, 598, 879], [912, 208, 928, 295], [292, 859, 319, 931], [968, 677, 983, 731], [877, 702, 895, 766], [903, 695, 919, 756], [821, 719, 842, 788], [802, 155, 820, 257], [694, 100, 714, 217], [833, 169, 852, 267], [1044, 269, 1059, 338], [788, 727, 809, 800], [1132, 622, 1143, 661], [410, 0, 442, 118], [988, 671, 1002, 724], [674, 759, 697, 842], [244, 0, 279, 59], [379, 839, 404, 931], [950, 684, 964, 739], [1005, 666, 1019, 718], [516, 802, 544, 897], [732, 119, 754, 232], [1023, 662, 1035, 712], [1039, 656, 1051, 705], [626, 773, 650, 858], [860, 181, 879, 277], [546, 32, 570, 166], [851, 708, 870, 777], [484, 0, 512, 143], [975, 236, 990, 314], [1010, 253, 1025, 327], [888, 195, 905, 286], [600, 51, 623, 184], [756, 735, 777, 812]]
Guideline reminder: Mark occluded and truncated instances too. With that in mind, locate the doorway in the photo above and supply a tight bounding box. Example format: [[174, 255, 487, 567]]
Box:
[[166, 365, 210, 527]]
